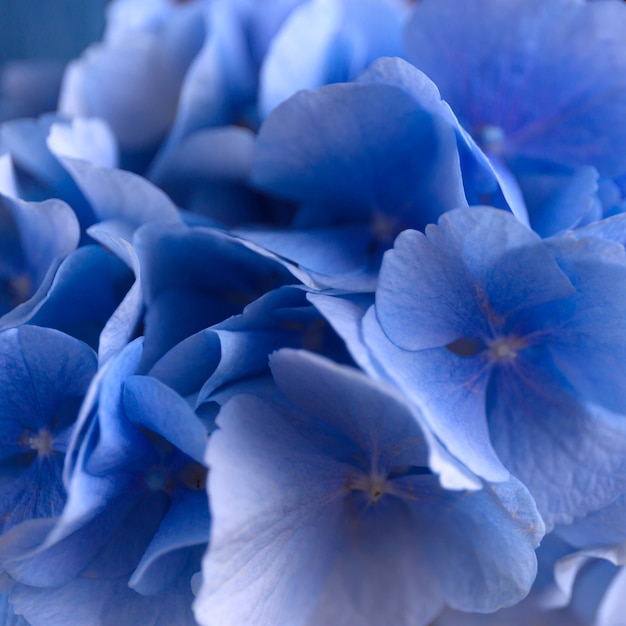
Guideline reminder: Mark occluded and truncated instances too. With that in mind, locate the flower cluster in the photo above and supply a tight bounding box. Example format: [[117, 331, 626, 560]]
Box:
[[2, 0, 626, 624]]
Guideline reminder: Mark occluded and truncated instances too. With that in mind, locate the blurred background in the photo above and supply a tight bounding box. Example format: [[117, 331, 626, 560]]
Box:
[[0, 0, 106, 63], [0, 0, 107, 119]]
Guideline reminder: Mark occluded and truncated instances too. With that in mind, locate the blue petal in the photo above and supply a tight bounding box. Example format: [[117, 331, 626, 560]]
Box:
[[558, 489, 626, 548], [87, 229, 143, 365], [123, 375, 208, 464], [134, 222, 287, 370], [51, 158, 180, 239], [47, 117, 118, 169], [0, 326, 96, 432], [59, 20, 200, 154], [129, 489, 209, 595], [569, 213, 626, 246], [544, 235, 626, 413], [0, 457, 66, 535], [0, 116, 92, 227], [148, 330, 221, 399], [149, 127, 265, 227], [10, 566, 199, 626], [252, 79, 467, 230], [516, 163, 600, 237], [151, 1, 253, 164], [1, 194, 79, 324], [82, 339, 154, 477], [487, 359, 626, 527], [0, 592, 29, 626], [0, 152, 17, 198], [259, 0, 403, 116], [354, 57, 530, 225], [235, 225, 379, 291], [6, 196, 79, 288], [269, 349, 431, 466], [24, 245, 132, 351], [309, 293, 483, 490]]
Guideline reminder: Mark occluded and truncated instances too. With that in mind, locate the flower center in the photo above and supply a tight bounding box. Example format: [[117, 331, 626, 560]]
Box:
[[348, 473, 390, 505], [28, 429, 55, 457], [476, 124, 505, 155], [487, 335, 525, 363]]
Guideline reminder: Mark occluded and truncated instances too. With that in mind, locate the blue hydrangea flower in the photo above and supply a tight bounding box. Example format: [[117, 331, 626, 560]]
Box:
[[2, 338, 209, 626], [194, 348, 543, 625], [403, 0, 626, 234], [316, 207, 626, 526], [405, 0, 626, 177], [0, 326, 96, 535]]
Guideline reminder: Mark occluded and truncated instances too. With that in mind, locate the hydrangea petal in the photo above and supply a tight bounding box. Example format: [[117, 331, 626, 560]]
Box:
[[543, 235, 626, 413], [259, 0, 402, 117], [10, 569, 198, 626], [47, 117, 118, 169], [123, 375, 208, 464], [252, 80, 466, 229], [355, 57, 530, 225], [487, 361, 626, 527], [129, 491, 209, 596]]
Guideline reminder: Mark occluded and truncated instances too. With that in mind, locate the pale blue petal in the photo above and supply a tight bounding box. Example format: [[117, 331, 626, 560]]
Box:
[[545, 235, 626, 413], [52, 158, 180, 239], [376, 208, 573, 351], [0, 152, 17, 198], [47, 117, 118, 169], [487, 361, 626, 527], [259, 0, 402, 116], [0, 116, 92, 226]]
